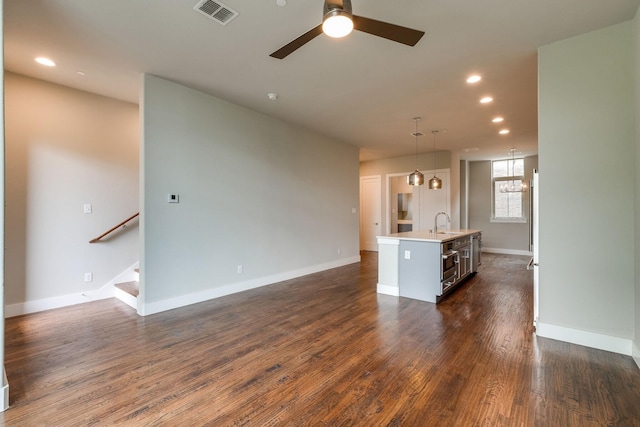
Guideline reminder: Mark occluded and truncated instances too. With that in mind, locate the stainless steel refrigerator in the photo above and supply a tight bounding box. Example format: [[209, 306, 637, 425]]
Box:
[[528, 169, 539, 327]]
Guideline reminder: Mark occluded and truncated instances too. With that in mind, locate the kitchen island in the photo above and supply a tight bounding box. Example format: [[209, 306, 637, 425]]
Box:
[[377, 229, 482, 303]]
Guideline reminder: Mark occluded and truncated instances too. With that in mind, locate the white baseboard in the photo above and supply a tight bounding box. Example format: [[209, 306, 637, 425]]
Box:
[[5, 293, 92, 318], [377, 283, 399, 296], [633, 341, 640, 370], [536, 322, 633, 356], [5, 262, 140, 318], [139, 255, 361, 316], [0, 370, 8, 412], [482, 247, 533, 256]]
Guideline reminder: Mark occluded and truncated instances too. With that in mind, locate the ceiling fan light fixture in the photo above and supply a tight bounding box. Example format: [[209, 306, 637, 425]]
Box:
[[269, 0, 424, 59], [322, 10, 353, 38]]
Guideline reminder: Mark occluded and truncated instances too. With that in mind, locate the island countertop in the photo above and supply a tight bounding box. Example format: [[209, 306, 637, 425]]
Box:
[[377, 229, 482, 243]]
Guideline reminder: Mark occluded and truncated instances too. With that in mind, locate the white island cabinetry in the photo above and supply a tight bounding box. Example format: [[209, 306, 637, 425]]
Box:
[[377, 230, 481, 303]]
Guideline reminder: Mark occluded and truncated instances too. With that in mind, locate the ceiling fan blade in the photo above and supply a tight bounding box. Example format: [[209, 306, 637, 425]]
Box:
[[270, 24, 324, 59], [352, 15, 424, 46]]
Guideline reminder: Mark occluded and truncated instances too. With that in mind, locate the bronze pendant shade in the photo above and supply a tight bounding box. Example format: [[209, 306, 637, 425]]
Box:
[[407, 117, 424, 186], [429, 130, 442, 190]]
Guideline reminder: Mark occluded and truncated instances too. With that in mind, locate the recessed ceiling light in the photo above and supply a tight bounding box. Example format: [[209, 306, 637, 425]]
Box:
[[492, 117, 504, 123], [76, 71, 86, 76], [466, 75, 481, 83], [462, 147, 479, 153], [267, 92, 279, 101], [480, 96, 493, 104], [35, 57, 56, 67], [276, 0, 287, 6], [499, 129, 510, 135]]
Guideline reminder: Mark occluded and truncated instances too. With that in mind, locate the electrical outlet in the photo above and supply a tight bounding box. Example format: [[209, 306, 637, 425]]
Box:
[[84, 272, 93, 282], [237, 265, 243, 274], [83, 204, 92, 214], [337, 248, 342, 255], [404, 250, 411, 260], [168, 194, 179, 203]]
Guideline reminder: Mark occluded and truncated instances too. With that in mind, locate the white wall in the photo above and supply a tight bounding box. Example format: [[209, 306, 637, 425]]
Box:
[[633, 6, 640, 368], [538, 22, 635, 354], [359, 151, 454, 233], [139, 75, 360, 314], [468, 156, 538, 254], [0, 0, 8, 410], [4, 73, 140, 314]]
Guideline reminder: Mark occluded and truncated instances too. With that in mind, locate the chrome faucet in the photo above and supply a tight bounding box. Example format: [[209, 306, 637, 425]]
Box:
[[434, 211, 450, 234]]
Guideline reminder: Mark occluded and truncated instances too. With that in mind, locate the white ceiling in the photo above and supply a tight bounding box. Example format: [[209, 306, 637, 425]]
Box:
[[5, 0, 639, 161]]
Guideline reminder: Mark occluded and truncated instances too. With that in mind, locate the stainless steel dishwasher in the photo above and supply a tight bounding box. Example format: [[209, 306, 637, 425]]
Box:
[[471, 234, 482, 272]]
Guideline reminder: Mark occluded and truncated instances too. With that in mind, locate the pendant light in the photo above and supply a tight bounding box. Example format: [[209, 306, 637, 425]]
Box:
[[407, 117, 424, 186], [429, 130, 442, 190], [499, 148, 528, 193]]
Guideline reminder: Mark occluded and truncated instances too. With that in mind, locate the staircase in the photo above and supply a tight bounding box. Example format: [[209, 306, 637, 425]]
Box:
[[114, 268, 139, 309], [88, 213, 140, 310]]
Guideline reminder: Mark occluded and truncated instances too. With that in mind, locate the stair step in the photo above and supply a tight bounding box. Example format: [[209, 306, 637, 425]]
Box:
[[115, 281, 139, 297]]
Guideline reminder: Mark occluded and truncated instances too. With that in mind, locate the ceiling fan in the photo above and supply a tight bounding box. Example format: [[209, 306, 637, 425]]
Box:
[[269, 0, 425, 59]]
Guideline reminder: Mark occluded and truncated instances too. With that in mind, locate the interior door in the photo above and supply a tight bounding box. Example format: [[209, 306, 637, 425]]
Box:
[[360, 175, 381, 251]]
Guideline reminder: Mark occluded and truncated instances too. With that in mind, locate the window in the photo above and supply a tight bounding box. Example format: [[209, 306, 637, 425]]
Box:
[[491, 158, 526, 222]]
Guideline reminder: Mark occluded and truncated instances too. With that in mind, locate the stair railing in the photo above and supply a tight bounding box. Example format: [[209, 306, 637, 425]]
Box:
[[89, 212, 139, 243]]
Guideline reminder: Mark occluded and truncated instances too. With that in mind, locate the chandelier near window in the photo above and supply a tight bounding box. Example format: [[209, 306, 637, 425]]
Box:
[[407, 117, 424, 186], [429, 130, 442, 190], [499, 148, 528, 193]]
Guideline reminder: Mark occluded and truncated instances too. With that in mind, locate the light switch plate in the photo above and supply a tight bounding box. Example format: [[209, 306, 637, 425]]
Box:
[[83, 204, 92, 214]]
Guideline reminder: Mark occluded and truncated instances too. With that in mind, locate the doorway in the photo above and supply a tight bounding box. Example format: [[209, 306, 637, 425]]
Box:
[[360, 175, 381, 251], [386, 170, 451, 234]]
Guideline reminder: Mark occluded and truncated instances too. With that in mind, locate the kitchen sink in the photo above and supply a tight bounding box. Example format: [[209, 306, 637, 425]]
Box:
[[437, 231, 464, 235]]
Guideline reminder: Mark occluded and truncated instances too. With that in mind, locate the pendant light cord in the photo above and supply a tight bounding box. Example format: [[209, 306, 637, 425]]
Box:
[[415, 119, 419, 167], [432, 130, 437, 172]]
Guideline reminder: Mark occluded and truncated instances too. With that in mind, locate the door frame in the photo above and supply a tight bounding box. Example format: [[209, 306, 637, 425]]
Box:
[[385, 172, 411, 235], [359, 175, 382, 251], [386, 169, 451, 234]]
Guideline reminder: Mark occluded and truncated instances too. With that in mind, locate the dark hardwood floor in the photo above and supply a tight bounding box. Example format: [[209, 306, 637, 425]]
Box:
[[2, 253, 640, 426]]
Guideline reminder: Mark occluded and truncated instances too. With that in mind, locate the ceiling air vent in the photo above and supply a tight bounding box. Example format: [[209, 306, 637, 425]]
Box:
[[194, 0, 239, 26]]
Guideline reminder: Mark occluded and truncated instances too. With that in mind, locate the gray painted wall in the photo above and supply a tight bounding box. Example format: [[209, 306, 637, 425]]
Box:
[[4, 72, 140, 308], [539, 22, 635, 339], [460, 160, 469, 229], [140, 75, 360, 313], [1, 0, 6, 406], [634, 8, 640, 364], [468, 156, 538, 253]]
